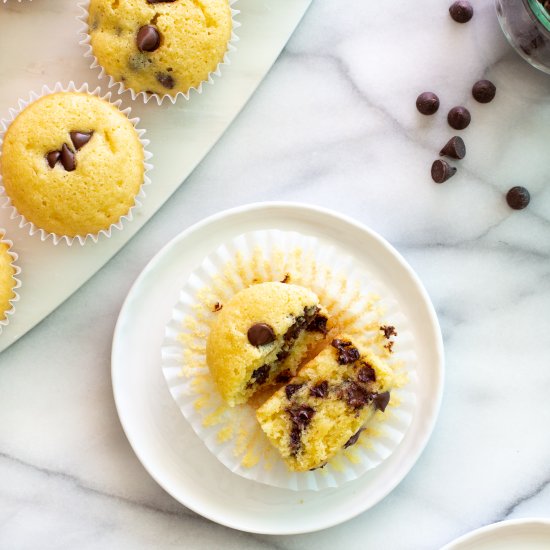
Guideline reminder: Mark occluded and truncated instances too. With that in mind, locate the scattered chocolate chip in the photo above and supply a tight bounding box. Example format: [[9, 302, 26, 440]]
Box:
[[310, 381, 329, 398], [357, 364, 376, 383], [416, 92, 440, 115], [60, 143, 76, 172], [307, 314, 328, 335], [449, 1, 473, 23], [440, 136, 466, 160], [331, 339, 361, 365], [250, 364, 270, 386], [281, 274, 290, 283], [156, 72, 175, 89], [212, 302, 223, 312], [447, 106, 471, 130], [472, 80, 496, 103], [339, 380, 371, 409], [506, 186, 530, 210], [137, 25, 161, 53], [384, 340, 395, 353], [290, 425, 301, 455], [380, 325, 397, 339], [285, 383, 303, 400], [46, 150, 61, 168], [431, 159, 457, 183], [373, 391, 391, 412], [247, 323, 276, 346], [275, 369, 292, 383], [344, 429, 364, 449], [309, 462, 327, 471], [70, 131, 93, 150]]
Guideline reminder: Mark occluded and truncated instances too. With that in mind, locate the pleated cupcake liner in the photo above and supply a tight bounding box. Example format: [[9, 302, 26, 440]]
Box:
[[0, 230, 21, 335], [77, 0, 240, 105], [0, 81, 153, 246], [161, 229, 419, 491]]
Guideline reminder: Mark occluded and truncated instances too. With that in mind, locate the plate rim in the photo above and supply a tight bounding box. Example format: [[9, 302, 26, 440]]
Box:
[[441, 517, 550, 549], [111, 201, 445, 534]]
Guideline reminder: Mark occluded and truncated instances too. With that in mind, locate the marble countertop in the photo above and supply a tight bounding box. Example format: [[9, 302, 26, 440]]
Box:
[[1, 0, 550, 548]]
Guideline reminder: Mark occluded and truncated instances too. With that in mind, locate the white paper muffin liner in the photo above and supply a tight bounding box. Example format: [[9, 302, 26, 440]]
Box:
[[161, 229, 418, 491], [0, 81, 153, 246], [77, 0, 240, 105], [0, 230, 21, 336]]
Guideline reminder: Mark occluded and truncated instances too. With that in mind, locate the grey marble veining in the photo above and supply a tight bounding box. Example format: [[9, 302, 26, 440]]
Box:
[[1, 0, 550, 548]]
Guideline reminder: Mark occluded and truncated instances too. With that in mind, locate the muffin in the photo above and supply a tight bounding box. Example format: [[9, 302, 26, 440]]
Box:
[[88, 0, 233, 97], [206, 282, 328, 407], [0, 238, 16, 322], [1, 92, 144, 239], [256, 336, 394, 472]]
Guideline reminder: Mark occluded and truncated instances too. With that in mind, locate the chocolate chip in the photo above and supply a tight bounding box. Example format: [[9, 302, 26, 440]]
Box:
[[276, 350, 290, 362], [431, 160, 457, 183], [307, 314, 328, 334], [472, 80, 496, 103], [281, 274, 290, 283], [449, 1, 473, 23], [275, 369, 292, 383], [212, 302, 223, 312], [380, 325, 397, 339], [373, 391, 391, 412], [290, 425, 301, 455], [285, 383, 303, 400], [339, 380, 371, 409], [156, 72, 175, 89], [447, 106, 471, 130], [247, 323, 275, 346], [70, 131, 93, 150], [137, 25, 161, 53], [310, 381, 329, 398], [416, 92, 440, 115], [506, 186, 530, 210], [250, 364, 270, 386], [60, 143, 76, 172], [344, 429, 363, 449], [440, 136, 466, 160], [46, 150, 61, 168], [331, 339, 361, 365], [357, 364, 376, 383], [288, 405, 315, 429]]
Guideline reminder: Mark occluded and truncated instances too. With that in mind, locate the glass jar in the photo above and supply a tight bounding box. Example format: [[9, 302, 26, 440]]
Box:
[[496, 0, 550, 74]]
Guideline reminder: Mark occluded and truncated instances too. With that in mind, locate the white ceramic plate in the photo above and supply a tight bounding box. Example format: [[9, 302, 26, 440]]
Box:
[[442, 518, 550, 549], [111, 202, 444, 534]]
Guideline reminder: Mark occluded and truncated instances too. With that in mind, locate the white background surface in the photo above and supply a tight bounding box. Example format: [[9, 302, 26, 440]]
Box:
[[1, 0, 550, 549]]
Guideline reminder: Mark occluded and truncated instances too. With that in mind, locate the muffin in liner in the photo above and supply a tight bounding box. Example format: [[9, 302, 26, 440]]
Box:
[[0, 81, 153, 245], [77, 0, 240, 105], [0, 231, 21, 336], [161, 229, 418, 491]]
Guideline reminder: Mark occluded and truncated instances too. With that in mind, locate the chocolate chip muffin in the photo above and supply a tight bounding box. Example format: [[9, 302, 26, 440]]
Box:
[[206, 282, 328, 407], [256, 336, 394, 472], [1, 92, 144, 239], [88, 0, 233, 97], [0, 238, 16, 322]]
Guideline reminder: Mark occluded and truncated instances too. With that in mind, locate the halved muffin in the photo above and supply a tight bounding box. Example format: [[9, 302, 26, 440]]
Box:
[[206, 282, 328, 407], [256, 335, 394, 472]]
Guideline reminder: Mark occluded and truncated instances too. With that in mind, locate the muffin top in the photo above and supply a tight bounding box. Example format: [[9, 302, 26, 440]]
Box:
[[0, 240, 16, 321], [206, 282, 324, 406], [88, 0, 233, 96], [1, 92, 144, 238]]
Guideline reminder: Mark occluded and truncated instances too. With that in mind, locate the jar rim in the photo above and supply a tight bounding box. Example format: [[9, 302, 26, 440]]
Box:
[[526, 0, 550, 32]]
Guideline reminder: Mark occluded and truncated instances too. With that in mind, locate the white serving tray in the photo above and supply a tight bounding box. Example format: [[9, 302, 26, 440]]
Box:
[[0, 0, 312, 352]]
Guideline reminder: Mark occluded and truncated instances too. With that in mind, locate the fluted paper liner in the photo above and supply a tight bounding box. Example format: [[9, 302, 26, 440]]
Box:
[[0, 82, 153, 245], [77, 0, 240, 105], [0, 230, 21, 335], [161, 230, 418, 490]]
